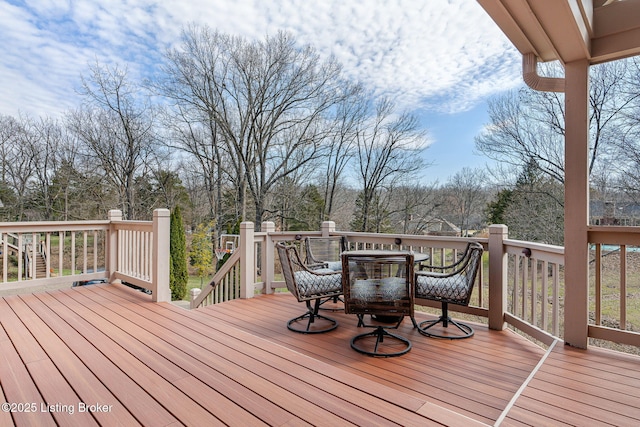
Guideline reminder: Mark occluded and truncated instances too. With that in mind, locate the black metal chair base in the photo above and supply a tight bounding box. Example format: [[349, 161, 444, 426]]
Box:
[[318, 295, 344, 311], [287, 299, 338, 334], [350, 325, 411, 357], [416, 316, 474, 339]]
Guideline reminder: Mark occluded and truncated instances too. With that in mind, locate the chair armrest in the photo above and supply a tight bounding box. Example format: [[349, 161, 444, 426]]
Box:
[[418, 264, 448, 271], [306, 262, 330, 271], [300, 263, 340, 276], [415, 270, 459, 279], [416, 270, 449, 277]]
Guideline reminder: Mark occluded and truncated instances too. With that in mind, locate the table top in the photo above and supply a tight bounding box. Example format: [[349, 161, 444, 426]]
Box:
[[341, 250, 429, 263]]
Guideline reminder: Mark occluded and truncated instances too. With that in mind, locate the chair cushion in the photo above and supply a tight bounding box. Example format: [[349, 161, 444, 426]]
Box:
[[350, 277, 407, 304], [415, 273, 470, 303], [293, 271, 342, 298], [309, 267, 335, 274], [325, 261, 342, 271]]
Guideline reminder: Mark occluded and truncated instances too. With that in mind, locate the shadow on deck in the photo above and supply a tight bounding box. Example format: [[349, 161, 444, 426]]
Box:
[[0, 283, 639, 426]]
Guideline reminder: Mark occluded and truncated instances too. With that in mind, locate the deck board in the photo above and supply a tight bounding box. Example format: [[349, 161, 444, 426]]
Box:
[[193, 292, 540, 422], [0, 309, 57, 427], [21, 292, 178, 427], [7, 295, 140, 426], [0, 283, 639, 426], [73, 287, 391, 426], [5, 296, 101, 427], [36, 291, 224, 427], [505, 344, 640, 426], [83, 285, 437, 426]]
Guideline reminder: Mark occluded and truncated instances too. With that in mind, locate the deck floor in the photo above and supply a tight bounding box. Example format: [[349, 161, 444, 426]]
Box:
[[0, 283, 639, 426]]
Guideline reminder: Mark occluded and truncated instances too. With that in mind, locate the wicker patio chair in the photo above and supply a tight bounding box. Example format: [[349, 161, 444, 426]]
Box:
[[303, 236, 347, 310], [276, 242, 343, 334], [304, 236, 347, 271], [413, 242, 483, 339]]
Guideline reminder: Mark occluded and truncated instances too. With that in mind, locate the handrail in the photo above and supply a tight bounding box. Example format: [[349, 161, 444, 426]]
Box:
[[191, 249, 242, 309]]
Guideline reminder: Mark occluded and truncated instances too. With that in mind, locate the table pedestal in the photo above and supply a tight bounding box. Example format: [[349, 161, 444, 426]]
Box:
[[350, 315, 411, 357]]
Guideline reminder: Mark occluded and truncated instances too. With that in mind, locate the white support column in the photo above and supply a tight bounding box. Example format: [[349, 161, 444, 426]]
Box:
[[107, 210, 122, 283], [261, 221, 275, 295], [564, 59, 590, 349], [152, 209, 171, 303], [321, 221, 336, 237], [239, 222, 255, 298], [488, 224, 508, 331]]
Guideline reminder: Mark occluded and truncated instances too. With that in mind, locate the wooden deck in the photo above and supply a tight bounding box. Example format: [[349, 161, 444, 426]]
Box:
[[1, 284, 639, 426]]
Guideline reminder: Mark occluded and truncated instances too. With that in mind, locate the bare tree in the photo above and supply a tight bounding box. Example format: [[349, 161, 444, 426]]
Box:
[[0, 114, 21, 185], [0, 114, 37, 220], [608, 58, 640, 201], [504, 162, 565, 244], [68, 62, 156, 219], [320, 82, 366, 221], [160, 26, 348, 229], [443, 167, 488, 236], [383, 183, 440, 234], [352, 98, 427, 232], [25, 116, 67, 220], [476, 59, 639, 185], [475, 89, 565, 183], [161, 105, 229, 238]]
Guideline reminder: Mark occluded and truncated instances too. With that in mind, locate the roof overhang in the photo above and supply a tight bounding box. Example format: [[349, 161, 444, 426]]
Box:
[[477, 0, 640, 65]]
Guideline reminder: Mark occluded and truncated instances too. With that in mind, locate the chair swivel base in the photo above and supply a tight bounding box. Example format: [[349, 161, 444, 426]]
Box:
[[318, 295, 344, 311], [287, 312, 338, 334], [416, 316, 474, 339], [350, 326, 411, 357]]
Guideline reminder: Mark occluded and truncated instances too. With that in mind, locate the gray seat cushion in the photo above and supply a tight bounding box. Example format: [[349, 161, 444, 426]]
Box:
[[293, 271, 342, 297], [325, 261, 342, 271], [415, 273, 470, 302], [350, 277, 407, 305]]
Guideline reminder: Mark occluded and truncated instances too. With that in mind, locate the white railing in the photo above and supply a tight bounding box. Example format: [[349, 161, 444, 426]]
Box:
[[0, 221, 110, 289], [501, 237, 565, 345], [191, 222, 260, 308], [0, 209, 170, 302], [190, 250, 241, 308], [6, 214, 638, 350], [588, 226, 640, 347]]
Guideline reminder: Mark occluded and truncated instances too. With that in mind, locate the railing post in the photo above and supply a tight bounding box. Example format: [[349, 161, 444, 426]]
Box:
[[240, 222, 255, 298], [107, 210, 122, 283], [321, 221, 336, 237], [190, 288, 202, 309], [152, 209, 171, 303], [262, 221, 275, 295], [488, 224, 508, 331]]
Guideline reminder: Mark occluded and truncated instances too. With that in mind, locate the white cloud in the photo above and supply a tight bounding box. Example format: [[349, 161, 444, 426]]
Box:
[[0, 0, 522, 118]]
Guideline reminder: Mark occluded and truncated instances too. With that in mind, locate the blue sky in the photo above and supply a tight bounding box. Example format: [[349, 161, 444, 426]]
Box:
[[0, 0, 523, 182]]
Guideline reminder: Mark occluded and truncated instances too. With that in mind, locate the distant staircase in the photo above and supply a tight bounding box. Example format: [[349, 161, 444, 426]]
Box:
[[24, 244, 48, 279], [0, 233, 49, 279], [31, 252, 48, 278]]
